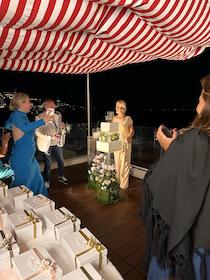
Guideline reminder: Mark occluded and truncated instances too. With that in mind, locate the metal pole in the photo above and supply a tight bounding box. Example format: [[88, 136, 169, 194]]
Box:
[[87, 73, 91, 137], [87, 73, 91, 160]]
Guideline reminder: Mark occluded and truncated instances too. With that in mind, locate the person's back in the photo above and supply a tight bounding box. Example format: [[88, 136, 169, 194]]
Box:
[[143, 73, 210, 280]]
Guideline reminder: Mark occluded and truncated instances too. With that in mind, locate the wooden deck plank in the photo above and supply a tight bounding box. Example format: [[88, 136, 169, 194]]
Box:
[[49, 163, 147, 279]]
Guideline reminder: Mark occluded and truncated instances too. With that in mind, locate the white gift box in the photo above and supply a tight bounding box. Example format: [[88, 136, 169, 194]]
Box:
[[96, 140, 122, 153], [36, 131, 51, 153], [8, 209, 42, 243], [23, 194, 55, 217], [100, 122, 119, 132], [0, 202, 8, 229], [0, 180, 8, 198], [43, 207, 81, 242], [62, 227, 107, 270], [8, 185, 33, 210], [60, 263, 102, 280], [0, 228, 20, 272], [13, 247, 63, 280]]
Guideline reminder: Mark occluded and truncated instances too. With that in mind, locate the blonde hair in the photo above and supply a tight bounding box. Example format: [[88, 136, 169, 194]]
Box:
[[116, 100, 127, 111], [9, 92, 29, 111]]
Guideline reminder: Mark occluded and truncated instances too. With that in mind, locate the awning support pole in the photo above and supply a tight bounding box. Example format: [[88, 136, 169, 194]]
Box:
[[87, 73, 91, 161]]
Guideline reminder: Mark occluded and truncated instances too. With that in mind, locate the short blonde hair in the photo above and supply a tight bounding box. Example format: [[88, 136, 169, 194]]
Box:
[[9, 92, 29, 111], [116, 100, 127, 111]]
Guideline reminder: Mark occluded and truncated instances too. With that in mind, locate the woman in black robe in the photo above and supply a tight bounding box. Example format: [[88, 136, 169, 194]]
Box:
[[142, 73, 210, 280]]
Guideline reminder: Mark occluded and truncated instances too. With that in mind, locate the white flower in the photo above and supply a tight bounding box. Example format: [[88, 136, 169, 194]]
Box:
[[110, 165, 115, 171], [88, 153, 119, 191]]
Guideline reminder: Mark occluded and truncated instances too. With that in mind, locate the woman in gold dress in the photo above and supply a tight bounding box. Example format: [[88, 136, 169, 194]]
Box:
[[112, 100, 134, 189]]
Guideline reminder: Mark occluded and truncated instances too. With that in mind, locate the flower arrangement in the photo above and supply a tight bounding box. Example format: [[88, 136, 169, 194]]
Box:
[[88, 153, 120, 204], [99, 132, 119, 142]]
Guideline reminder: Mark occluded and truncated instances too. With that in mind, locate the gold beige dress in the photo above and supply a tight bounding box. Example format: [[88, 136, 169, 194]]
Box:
[[113, 115, 133, 189]]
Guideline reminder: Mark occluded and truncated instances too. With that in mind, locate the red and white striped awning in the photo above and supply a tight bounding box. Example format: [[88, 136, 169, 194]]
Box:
[[0, 0, 210, 74]]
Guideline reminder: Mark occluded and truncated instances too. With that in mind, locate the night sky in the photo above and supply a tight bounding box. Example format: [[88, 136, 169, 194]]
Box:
[[0, 47, 210, 127]]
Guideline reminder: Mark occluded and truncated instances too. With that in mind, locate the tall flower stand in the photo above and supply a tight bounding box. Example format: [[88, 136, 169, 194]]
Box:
[[88, 122, 122, 205]]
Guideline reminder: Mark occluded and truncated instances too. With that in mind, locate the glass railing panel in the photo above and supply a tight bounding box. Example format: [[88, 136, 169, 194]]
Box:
[[35, 123, 88, 162], [63, 123, 87, 159], [36, 123, 161, 169], [132, 126, 161, 169]]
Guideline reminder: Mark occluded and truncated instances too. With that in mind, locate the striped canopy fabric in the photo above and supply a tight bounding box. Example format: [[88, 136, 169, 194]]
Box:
[[0, 0, 210, 74]]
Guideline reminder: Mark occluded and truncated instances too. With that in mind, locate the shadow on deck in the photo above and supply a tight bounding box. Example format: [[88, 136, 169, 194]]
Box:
[[48, 163, 147, 280]]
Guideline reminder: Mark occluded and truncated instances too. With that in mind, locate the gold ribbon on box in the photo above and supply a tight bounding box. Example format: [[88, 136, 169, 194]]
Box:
[[15, 210, 39, 239], [25, 248, 56, 280], [0, 230, 15, 266], [35, 195, 54, 211], [0, 207, 5, 229], [16, 186, 31, 198], [80, 266, 94, 280], [75, 230, 105, 270], [0, 182, 7, 197], [58, 208, 77, 231]]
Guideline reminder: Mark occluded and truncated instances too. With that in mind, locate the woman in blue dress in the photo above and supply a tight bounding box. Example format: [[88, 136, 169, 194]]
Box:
[[142, 73, 210, 280], [5, 92, 52, 195]]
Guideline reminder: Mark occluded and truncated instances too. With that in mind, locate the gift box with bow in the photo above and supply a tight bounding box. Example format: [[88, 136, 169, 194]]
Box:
[[60, 263, 103, 280], [8, 209, 42, 243], [0, 228, 20, 272], [43, 207, 81, 242], [23, 194, 55, 217], [12, 247, 63, 280], [8, 185, 33, 210], [62, 227, 107, 270]]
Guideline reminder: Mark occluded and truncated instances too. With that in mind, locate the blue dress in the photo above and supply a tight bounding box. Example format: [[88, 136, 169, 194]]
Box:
[[5, 110, 48, 196]]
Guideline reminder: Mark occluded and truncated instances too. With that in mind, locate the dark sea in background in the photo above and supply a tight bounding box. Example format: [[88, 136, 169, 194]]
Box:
[[132, 109, 195, 129], [0, 107, 195, 130], [90, 108, 195, 130]]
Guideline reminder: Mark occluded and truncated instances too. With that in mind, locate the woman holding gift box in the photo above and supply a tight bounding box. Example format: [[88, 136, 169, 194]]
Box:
[[112, 100, 134, 189], [5, 92, 52, 195]]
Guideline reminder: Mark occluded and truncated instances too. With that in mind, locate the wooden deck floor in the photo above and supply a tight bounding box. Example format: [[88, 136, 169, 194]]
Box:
[[48, 163, 147, 280]]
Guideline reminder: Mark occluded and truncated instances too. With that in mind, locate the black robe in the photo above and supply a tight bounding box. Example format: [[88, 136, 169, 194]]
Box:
[[142, 128, 210, 279]]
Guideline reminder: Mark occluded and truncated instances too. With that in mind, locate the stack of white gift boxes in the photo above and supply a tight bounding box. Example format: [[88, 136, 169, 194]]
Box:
[[96, 122, 122, 153], [0, 184, 109, 279]]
